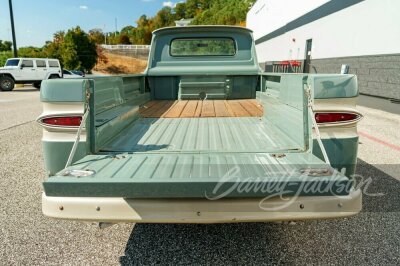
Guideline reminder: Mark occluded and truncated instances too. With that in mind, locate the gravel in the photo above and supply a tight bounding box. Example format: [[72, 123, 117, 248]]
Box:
[[0, 88, 399, 265]]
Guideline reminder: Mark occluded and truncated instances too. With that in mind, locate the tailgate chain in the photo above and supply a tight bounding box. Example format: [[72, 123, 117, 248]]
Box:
[[306, 85, 331, 165], [64, 91, 91, 169]]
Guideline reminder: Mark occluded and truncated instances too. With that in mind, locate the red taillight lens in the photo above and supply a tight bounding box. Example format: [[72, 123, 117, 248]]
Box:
[[315, 113, 358, 124], [41, 116, 82, 127]]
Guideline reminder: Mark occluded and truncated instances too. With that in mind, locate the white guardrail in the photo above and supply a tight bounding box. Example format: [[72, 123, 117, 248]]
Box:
[[100, 45, 150, 50]]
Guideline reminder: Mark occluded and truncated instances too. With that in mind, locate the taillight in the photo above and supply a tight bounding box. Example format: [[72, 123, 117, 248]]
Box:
[[41, 116, 82, 127], [315, 112, 360, 124]]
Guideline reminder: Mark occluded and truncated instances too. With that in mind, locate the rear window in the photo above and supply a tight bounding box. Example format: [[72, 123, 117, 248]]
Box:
[[36, 60, 46, 67], [170, 38, 236, 56], [49, 60, 60, 68], [5, 59, 20, 67]]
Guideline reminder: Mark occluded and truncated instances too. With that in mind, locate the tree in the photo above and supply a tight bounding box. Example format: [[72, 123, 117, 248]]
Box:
[[43, 31, 66, 63], [55, 0, 256, 49], [0, 40, 12, 52], [153, 7, 175, 29], [191, 0, 256, 25], [118, 34, 131, 44], [53, 31, 65, 43], [61, 27, 98, 71], [0, 51, 13, 66], [89, 29, 105, 45], [18, 46, 45, 58], [174, 2, 187, 20]]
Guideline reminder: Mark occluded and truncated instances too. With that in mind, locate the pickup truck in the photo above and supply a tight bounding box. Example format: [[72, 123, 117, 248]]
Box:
[[37, 26, 363, 223]]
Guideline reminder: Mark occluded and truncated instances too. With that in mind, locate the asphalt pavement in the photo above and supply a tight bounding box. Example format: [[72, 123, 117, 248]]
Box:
[[0, 86, 399, 265]]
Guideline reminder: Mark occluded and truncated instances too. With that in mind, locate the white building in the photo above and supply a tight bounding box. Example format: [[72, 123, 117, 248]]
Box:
[[175, 19, 193, 27], [247, 0, 400, 99]]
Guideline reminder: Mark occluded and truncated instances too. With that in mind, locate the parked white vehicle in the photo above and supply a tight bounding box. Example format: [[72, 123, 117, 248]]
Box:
[[62, 69, 82, 79], [0, 58, 62, 91]]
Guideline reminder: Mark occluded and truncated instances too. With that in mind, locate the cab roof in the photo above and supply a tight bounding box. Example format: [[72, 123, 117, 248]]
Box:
[[152, 26, 253, 35], [7, 58, 59, 61]]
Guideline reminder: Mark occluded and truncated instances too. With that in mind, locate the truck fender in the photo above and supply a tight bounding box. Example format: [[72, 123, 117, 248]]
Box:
[[0, 73, 15, 81], [45, 72, 61, 80]]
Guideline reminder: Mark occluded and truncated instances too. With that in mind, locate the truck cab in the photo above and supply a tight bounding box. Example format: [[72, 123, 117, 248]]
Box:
[[37, 26, 362, 223]]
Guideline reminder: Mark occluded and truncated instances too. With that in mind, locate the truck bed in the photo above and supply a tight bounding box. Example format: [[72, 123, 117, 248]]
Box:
[[101, 117, 299, 153]]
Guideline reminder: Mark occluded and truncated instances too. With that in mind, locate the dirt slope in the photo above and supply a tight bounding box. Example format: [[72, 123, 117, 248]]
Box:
[[94, 52, 148, 74]]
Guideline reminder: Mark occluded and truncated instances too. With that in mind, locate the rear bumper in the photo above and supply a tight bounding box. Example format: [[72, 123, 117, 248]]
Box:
[[42, 189, 362, 223]]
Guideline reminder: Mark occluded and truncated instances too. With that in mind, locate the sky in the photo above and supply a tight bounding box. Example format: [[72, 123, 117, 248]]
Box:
[[0, 0, 177, 47]]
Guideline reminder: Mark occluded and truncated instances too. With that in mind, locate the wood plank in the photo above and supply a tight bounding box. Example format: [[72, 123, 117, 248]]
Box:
[[142, 100, 159, 109], [194, 100, 203, 117], [139, 100, 160, 117], [164, 100, 188, 118], [201, 100, 215, 117], [140, 100, 167, 117], [224, 100, 236, 117], [228, 100, 250, 117], [214, 100, 230, 117], [151, 101, 176, 117], [180, 100, 198, 118], [239, 100, 263, 117], [248, 99, 263, 112], [140, 99, 263, 118]]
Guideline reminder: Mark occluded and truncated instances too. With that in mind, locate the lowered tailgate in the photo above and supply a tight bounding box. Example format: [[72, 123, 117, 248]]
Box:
[[43, 152, 351, 198]]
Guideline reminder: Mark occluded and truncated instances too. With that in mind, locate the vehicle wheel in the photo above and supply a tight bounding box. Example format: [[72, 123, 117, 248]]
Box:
[[0, 76, 15, 91], [49, 74, 60, 79], [33, 82, 41, 89]]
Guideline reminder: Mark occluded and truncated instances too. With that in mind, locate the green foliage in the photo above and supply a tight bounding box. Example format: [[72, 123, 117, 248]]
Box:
[[88, 29, 105, 45], [0, 51, 13, 66], [61, 27, 98, 71], [191, 0, 255, 25], [0, 40, 12, 52], [118, 34, 131, 44], [18, 46, 46, 58], [110, 0, 256, 45], [0, 1, 254, 68], [41, 28, 97, 71]]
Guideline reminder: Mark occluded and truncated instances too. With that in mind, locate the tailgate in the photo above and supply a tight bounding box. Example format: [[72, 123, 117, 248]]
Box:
[[43, 152, 351, 198]]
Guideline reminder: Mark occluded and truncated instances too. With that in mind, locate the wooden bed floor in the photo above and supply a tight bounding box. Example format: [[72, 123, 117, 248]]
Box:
[[139, 99, 263, 118]]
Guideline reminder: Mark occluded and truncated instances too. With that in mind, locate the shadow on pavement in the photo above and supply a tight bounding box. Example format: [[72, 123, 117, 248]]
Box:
[[120, 159, 399, 265], [12, 88, 38, 92], [120, 223, 285, 265], [355, 159, 400, 212]]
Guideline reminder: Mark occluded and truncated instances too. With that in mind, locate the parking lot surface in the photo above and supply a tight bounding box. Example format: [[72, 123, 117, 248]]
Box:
[[0, 86, 399, 265]]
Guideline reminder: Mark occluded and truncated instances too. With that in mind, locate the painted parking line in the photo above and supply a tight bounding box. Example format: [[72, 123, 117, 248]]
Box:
[[359, 131, 400, 152]]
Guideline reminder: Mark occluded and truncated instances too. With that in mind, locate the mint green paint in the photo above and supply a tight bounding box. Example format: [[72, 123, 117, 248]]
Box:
[[312, 137, 359, 177], [40, 27, 360, 199], [94, 94, 150, 152], [147, 27, 260, 76], [99, 117, 301, 153], [261, 73, 359, 99], [258, 74, 310, 151], [41, 79, 90, 102], [308, 74, 358, 99], [87, 75, 150, 152], [43, 152, 351, 198], [42, 141, 87, 176]]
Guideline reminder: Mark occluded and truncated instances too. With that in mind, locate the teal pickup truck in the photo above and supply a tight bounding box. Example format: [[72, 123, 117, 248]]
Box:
[[37, 26, 363, 223]]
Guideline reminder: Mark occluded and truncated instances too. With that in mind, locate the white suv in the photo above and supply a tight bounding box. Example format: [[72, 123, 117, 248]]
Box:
[[0, 58, 62, 91]]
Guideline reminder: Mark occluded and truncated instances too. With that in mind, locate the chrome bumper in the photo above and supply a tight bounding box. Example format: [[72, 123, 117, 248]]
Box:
[[42, 189, 362, 223]]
